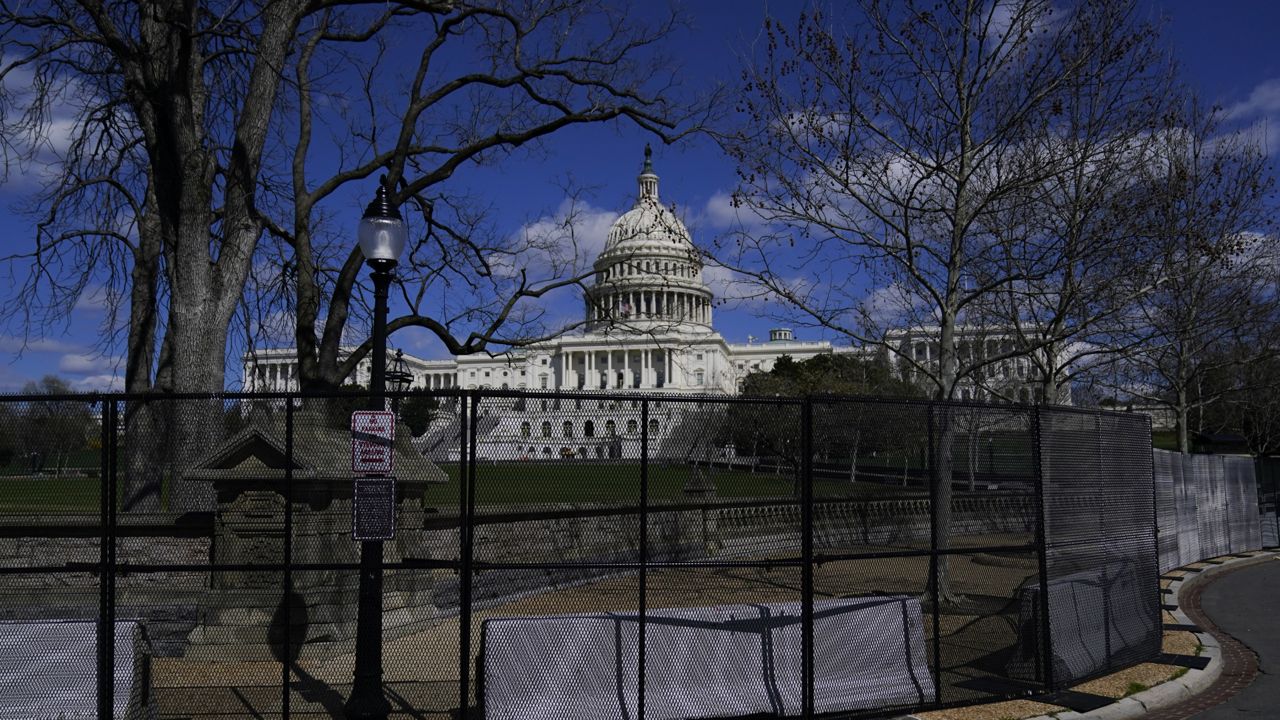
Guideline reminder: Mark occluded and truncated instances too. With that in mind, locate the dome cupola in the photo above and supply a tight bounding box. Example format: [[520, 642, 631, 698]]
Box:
[[586, 146, 715, 334]]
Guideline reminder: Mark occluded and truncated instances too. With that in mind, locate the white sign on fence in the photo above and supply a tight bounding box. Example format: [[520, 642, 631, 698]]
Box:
[[351, 410, 395, 475]]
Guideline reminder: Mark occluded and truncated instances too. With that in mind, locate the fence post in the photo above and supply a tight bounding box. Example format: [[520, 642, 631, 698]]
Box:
[[639, 398, 649, 720], [1031, 406, 1054, 691], [926, 402, 941, 705], [458, 390, 479, 715], [282, 398, 294, 719], [97, 397, 115, 720], [800, 397, 814, 719]]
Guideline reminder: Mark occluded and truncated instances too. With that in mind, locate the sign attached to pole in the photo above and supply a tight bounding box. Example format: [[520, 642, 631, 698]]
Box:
[[353, 476, 396, 541], [351, 410, 395, 475]]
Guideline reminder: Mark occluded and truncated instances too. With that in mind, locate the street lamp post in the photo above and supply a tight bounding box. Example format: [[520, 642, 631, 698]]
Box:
[[345, 178, 406, 720], [387, 349, 413, 415]]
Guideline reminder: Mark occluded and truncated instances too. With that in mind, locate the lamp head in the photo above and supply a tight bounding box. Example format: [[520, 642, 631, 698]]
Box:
[[358, 177, 406, 264]]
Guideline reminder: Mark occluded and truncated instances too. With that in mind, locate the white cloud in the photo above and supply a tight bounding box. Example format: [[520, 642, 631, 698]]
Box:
[[1224, 78, 1280, 123], [72, 285, 113, 313], [859, 283, 934, 330], [58, 353, 121, 374], [70, 373, 123, 391], [0, 335, 84, 354], [496, 198, 619, 281], [703, 191, 769, 231]]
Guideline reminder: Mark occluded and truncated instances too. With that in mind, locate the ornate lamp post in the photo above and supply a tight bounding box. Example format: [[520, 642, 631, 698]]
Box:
[[386, 349, 413, 415], [345, 178, 406, 720]]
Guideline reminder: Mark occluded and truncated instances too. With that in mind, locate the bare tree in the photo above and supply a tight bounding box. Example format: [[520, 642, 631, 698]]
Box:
[[0, 1, 713, 509], [1101, 105, 1276, 453], [718, 0, 1165, 604]]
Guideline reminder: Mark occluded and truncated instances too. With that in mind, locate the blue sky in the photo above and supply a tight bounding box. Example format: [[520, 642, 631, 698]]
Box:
[[1, 0, 1278, 392]]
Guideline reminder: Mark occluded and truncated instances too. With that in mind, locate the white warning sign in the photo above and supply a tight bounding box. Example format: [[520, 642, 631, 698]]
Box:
[[351, 410, 395, 475]]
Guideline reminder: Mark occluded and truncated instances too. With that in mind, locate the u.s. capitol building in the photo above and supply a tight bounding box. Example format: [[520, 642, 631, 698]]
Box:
[[245, 148, 840, 398], [244, 149, 1062, 459]]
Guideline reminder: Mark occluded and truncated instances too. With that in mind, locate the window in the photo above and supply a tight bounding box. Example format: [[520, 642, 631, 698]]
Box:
[[541, 421, 552, 438], [541, 358, 549, 365], [605, 420, 617, 436], [542, 447, 552, 457], [520, 422, 531, 438], [540, 374, 549, 389], [584, 421, 595, 437], [626, 419, 638, 435], [540, 399, 548, 411], [695, 353, 704, 361], [649, 419, 659, 435], [694, 370, 705, 386], [563, 421, 574, 438], [484, 370, 490, 378]]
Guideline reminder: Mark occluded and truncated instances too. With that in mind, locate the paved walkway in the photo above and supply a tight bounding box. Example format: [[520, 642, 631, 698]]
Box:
[[1188, 557, 1280, 719], [1145, 557, 1279, 720]]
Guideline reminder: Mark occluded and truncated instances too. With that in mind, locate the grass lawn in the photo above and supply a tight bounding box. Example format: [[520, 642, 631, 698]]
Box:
[[0, 462, 913, 513], [424, 462, 913, 507], [0, 475, 104, 512]]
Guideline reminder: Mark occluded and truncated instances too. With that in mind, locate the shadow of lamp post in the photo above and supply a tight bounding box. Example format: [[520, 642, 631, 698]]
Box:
[[344, 177, 406, 720]]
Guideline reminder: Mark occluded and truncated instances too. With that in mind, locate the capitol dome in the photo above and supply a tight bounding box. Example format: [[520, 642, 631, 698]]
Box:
[[586, 146, 715, 334]]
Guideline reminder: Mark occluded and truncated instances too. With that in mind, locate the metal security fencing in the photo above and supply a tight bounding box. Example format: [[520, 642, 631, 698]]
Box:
[[1153, 450, 1263, 574], [0, 390, 1162, 719], [1257, 457, 1280, 548]]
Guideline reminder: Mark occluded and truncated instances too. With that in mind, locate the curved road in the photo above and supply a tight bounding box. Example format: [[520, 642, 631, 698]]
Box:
[[1191, 557, 1280, 719]]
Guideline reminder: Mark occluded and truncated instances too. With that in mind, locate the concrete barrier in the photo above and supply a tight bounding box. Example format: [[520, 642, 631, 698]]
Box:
[[481, 595, 933, 720], [0, 620, 155, 719]]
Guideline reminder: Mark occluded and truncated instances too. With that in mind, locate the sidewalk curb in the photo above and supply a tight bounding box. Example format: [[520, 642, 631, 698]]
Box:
[[1061, 552, 1275, 720]]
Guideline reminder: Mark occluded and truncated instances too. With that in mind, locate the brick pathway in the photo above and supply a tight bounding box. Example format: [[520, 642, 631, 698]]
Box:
[[1143, 564, 1261, 720]]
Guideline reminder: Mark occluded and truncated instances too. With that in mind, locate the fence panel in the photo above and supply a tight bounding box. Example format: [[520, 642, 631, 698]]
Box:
[[0, 390, 1190, 720], [1038, 409, 1159, 686]]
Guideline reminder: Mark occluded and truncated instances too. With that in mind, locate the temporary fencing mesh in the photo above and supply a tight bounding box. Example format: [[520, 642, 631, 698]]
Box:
[[0, 389, 1250, 719], [1153, 449, 1262, 574]]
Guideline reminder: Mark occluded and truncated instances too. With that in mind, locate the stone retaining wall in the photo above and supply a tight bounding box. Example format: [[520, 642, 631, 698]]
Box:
[[1, 494, 1035, 658]]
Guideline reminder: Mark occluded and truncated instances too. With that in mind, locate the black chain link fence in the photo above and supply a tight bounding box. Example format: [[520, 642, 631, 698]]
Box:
[[0, 389, 1174, 718]]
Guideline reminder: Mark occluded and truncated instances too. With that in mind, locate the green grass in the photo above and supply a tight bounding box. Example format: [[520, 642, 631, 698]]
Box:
[[422, 462, 913, 507], [1123, 681, 1150, 697], [0, 462, 913, 513], [0, 475, 105, 512]]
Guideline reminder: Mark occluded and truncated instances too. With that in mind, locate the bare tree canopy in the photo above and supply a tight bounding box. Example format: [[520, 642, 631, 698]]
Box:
[[716, 0, 1185, 605], [0, 0, 715, 510], [717, 0, 1173, 402], [0, 0, 716, 397], [1098, 103, 1277, 452]]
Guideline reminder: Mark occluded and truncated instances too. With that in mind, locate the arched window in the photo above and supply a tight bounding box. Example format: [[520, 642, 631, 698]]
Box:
[[541, 421, 552, 438], [542, 447, 552, 457], [563, 421, 574, 438], [694, 370, 705, 386], [584, 420, 595, 438], [649, 419, 659, 436], [520, 422, 531, 438], [578, 447, 587, 458], [540, 399, 548, 411], [626, 419, 638, 435], [605, 420, 617, 436]]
